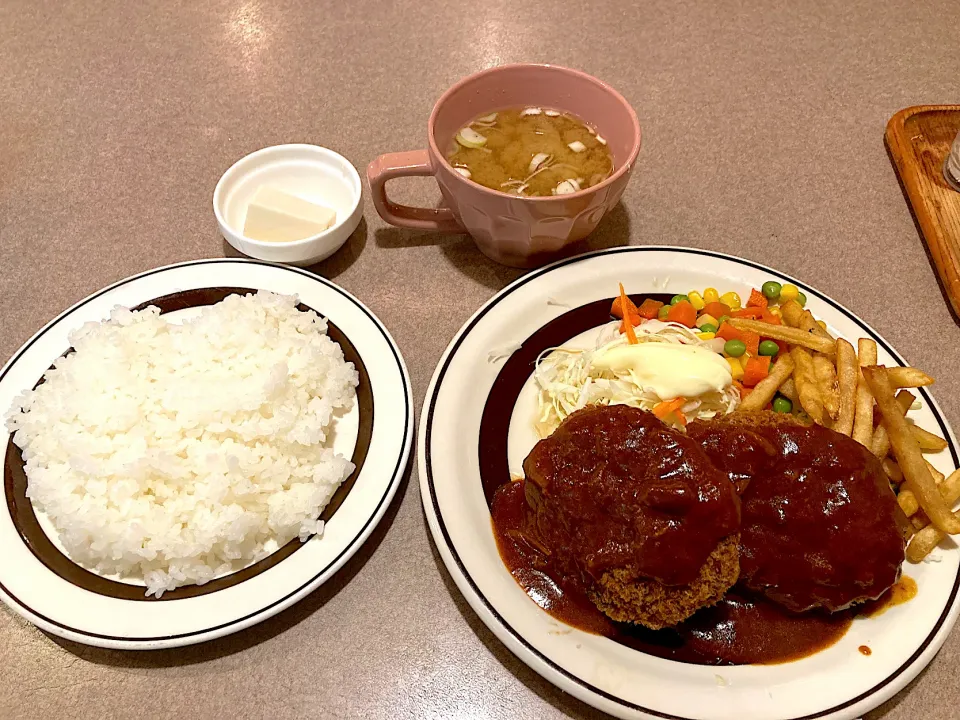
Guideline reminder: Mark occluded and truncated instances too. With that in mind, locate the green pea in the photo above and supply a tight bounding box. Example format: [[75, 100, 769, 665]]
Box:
[[699, 323, 718, 334], [724, 339, 746, 357], [670, 294, 688, 306], [761, 281, 782, 300], [658, 305, 671, 320], [772, 396, 792, 413], [717, 315, 730, 326], [796, 291, 807, 307], [758, 340, 779, 356]]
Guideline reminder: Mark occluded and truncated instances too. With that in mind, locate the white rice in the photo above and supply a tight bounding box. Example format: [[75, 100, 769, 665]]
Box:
[[5, 291, 359, 597]]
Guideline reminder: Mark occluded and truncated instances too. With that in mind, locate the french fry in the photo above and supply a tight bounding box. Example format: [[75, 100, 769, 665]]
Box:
[[906, 469, 960, 561], [727, 318, 836, 354], [935, 468, 959, 504], [926, 460, 946, 484], [739, 355, 795, 411], [883, 458, 903, 484], [780, 300, 833, 339], [780, 300, 805, 328], [797, 313, 832, 340], [870, 390, 915, 458], [779, 377, 799, 403], [887, 367, 934, 388], [863, 367, 960, 535], [834, 339, 857, 436], [898, 490, 920, 517], [898, 468, 951, 519], [800, 314, 833, 340], [813, 354, 840, 419], [910, 424, 949, 453], [852, 339, 878, 446], [781, 302, 840, 418], [908, 526, 944, 562], [790, 347, 824, 423]]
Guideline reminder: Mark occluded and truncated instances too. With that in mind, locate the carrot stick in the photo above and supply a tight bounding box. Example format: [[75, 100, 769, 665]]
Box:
[[619, 284, 638, 345], [653, 397, 686, 419]]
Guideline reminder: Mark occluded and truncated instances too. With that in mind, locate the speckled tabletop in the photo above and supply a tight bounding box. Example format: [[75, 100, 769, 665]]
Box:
[[3, 1, 960, 718]]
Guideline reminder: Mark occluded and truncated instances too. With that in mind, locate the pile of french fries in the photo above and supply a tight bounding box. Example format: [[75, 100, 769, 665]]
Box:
[[728, 300, 957, 562]]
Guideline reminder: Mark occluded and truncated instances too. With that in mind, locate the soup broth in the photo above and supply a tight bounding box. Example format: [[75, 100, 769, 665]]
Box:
[[446, 107, 614, 197]]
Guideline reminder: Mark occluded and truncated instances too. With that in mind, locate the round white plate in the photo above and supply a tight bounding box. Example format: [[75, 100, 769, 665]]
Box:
[[419, 246, 960, 720], [0, 259, 413, 649]]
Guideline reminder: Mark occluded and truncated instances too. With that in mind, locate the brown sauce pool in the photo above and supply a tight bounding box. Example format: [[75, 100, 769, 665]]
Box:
[[860, 576, 918, 618], [492, 479, 911, 665]]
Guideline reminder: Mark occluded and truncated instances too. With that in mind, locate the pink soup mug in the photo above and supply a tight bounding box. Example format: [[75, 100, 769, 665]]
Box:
[[367, 64, 642, 268]]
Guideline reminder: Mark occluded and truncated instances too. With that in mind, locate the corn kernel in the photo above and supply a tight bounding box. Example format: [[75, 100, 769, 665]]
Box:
[[768, 306, 782, 318], [780, 283, 799, 302], [687, 291, 705, 310], [720, 291, 742, 310], [703, 287, 720, 304], [726, 356, 744, 379], [695, 313, 718, 329], [697, 332, 716, 341], [740, 354, 751, 370], [817, 320, 827, 331]]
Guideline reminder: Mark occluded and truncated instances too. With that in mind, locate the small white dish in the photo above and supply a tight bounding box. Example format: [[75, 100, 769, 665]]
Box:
[[214, 144, 363, 267]]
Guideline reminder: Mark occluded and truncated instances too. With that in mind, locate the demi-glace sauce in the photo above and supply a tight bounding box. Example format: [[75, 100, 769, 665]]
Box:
[[493, 477, 914, 666], [493, 481, 853, 665], [861, 576, 918, 617], [687, 417, 909, 614]]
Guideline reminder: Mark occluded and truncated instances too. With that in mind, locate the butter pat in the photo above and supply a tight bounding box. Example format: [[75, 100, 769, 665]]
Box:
[[591, 343, 733, 400], [243, 186, 336, 243]]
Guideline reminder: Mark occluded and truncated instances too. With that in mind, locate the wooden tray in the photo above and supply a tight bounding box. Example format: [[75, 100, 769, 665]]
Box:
[[886, 105, 960, 319]]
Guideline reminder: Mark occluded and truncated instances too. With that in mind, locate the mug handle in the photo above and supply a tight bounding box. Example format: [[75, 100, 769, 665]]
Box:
[[367, 150, 464, 232]]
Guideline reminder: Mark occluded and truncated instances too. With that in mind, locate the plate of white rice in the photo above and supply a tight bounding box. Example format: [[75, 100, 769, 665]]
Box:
[[0, 259, 412, 649]]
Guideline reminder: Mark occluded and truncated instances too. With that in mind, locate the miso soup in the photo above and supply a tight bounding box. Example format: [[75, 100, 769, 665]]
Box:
[[446, 107, 614, 197]]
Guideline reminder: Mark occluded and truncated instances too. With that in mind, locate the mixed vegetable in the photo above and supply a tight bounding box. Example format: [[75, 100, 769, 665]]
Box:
[[613, 280, 814, 417]]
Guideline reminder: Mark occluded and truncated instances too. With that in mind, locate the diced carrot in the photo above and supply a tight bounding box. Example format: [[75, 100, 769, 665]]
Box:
[[703, 302, 732, 319], [716, 322, 739, 342], [742, 355, 771, 387], [760, 309, 782, 325], [732, 307, 765, 319], [774, 339, 790, 355], [619, 284, 638, 344], [611, 290, 639, 319], [674, 410, 688, 426], [653, 397, 686, 420], [747, 289, 768, 309], [619, 312, 641, 334], [717, 323, 760, 355], [637, 298, 663, 320], [666, 300, 697, 327]]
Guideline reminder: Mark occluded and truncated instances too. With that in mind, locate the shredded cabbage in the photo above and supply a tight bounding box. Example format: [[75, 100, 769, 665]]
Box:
[[533, 319, 740, 437]]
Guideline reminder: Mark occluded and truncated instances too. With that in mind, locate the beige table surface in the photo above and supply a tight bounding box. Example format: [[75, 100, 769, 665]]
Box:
[[3, 0, 960, 718]]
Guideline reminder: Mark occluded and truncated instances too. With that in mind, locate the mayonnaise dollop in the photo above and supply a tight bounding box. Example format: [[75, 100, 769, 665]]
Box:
[[591, 343, 733, 401]]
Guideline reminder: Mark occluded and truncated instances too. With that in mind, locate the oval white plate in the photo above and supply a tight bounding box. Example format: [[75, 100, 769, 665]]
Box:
[[0, 259, 413, 649], [419, 247, 960, 720]]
